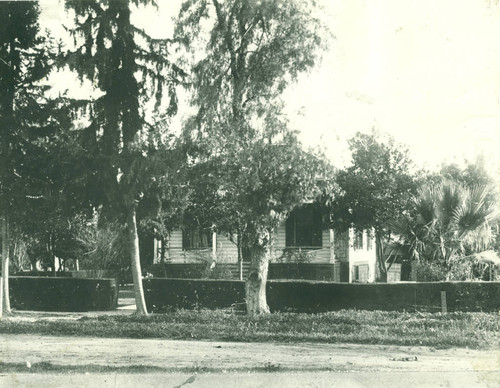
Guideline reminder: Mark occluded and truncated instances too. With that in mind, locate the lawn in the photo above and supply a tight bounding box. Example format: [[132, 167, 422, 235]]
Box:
[[1, 310, 498, 349]]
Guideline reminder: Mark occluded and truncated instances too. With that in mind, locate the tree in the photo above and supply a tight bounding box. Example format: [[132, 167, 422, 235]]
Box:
[[330, 130, 418, 282], [389, 180, 498, 280], [0, 1, 54, 313], [175, 0, 329, 314], [63, 0, 182, 314], [425, 156, 500, 257]]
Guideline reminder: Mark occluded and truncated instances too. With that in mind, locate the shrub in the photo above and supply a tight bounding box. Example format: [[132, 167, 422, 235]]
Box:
[[275, 248, 314, 264], [143, 278, 500, 313], [9, 277, 119, 311], [73, 218, 130, 273], [415, 261, 447, 281], [144, 278, 245, 312]]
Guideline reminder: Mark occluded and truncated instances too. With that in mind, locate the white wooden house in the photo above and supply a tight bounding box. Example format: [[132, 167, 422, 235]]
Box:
[[152, 204, 377, 283]]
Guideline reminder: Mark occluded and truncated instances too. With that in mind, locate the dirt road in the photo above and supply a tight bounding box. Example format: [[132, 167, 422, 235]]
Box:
[[0, 334, 498, 373], [2, 371, 500, 388]]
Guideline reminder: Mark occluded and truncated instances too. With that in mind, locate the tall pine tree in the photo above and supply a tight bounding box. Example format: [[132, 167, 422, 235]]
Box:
[[63, 0, 181, 314], [0, 1, 53, 314]]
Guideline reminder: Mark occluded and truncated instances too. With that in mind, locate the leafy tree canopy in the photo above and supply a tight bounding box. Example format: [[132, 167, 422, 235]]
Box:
[[175, 0, 331, 235], [330, 130, 418, 234], [175, 0, 331, 313]]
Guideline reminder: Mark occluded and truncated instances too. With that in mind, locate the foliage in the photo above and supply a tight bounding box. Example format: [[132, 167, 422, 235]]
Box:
[[0, 1, 61, 212], [275, 248, 314, 264], [62, 0, 183, 212], [431, 156, 497, 190], [0, 1, 61, 312], [137, 146, 190, 241], [413, 261, 448, 282], [1, 309, 498, 349], [427, 156, 500, 256], [176, 0, 329, 142], [331, 130, 417, 232], [8, 228, 32, 272], [175, 0, 332, 286], [329, 130, 418, 281], [389, 180, 498, 280], [71, 217, 130, 272], [143, 278, 500, 314], [9, 277, 118, 311], [62, 0, 185, 314]]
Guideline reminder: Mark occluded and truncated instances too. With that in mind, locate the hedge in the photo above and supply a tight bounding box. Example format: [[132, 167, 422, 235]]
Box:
[[143, 278, 500, 313], [149, 262, 350, 282], [144, 278, 245, 312], [12, 270, 132, 285], [9, 277, 119, 312]]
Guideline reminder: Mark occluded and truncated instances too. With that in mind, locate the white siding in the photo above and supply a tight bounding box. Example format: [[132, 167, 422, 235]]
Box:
[[272, 223, 333, 263], [165, 230, 238, 263], [215, 232, 238, 263], [348, 228, 377, 282]]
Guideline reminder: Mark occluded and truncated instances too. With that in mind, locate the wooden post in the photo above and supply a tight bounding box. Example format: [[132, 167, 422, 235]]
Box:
[[441, 291, 447, 313]]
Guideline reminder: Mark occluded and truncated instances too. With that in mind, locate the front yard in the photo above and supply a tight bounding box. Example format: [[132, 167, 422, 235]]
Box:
[[1, 309, 498, 349]]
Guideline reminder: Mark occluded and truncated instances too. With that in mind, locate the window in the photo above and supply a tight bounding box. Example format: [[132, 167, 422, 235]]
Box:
[[366, 232, 373, 250], [182, 228, 213, 250], [285, 205, 322, 248], [354, 230, 363, 250], [353, 264, 369, 282]]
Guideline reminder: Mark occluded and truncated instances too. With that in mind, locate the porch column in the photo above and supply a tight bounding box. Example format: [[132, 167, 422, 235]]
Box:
[[329, 229, 335, 263], [212, 231, 217, 259]]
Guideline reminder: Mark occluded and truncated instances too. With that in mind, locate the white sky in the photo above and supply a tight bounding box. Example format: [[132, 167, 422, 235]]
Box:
[[40, 0, 500, 175]]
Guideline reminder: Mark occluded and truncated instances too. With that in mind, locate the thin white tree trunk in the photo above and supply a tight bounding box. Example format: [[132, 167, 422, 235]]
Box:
[[374, 231, 387, 283], [1, 215, 11, 313], [245, 243, 270, 315], [127, 205, 148, 315], [237, 234, 243, 281]]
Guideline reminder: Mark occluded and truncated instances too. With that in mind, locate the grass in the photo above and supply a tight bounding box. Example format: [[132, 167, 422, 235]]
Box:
[[0, 361, 362, 374], [0, 309, 498, 349]]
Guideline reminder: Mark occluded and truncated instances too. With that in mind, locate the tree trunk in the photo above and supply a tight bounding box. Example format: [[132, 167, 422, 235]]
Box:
[[126, 205, 148, 315], [237, 234, 243, 281], [245, 243, 270, 315], [374, 231, 387, 283], [1, 215, 11, 313]]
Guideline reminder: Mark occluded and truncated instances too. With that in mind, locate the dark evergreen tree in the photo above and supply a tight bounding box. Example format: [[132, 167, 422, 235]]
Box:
[[0, 1, 55, 313], [63, 0, 183, 314]]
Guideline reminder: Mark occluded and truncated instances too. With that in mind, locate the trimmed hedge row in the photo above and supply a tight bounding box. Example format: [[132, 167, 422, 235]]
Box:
[[144, 278, 245, 311], [150, 262, 350, 282], [9, 277, 119, 312], [12, 270, 132, 285], [143, 278, 500, 313]]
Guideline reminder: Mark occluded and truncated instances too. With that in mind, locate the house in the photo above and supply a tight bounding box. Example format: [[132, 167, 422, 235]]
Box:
[[150, 204, 377, 283]]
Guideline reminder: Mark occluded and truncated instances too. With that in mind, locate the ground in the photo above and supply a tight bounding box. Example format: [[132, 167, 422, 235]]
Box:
[[2, 371, 499, 388], [0, 333, 499, 387], [1, 334, 499, 373]]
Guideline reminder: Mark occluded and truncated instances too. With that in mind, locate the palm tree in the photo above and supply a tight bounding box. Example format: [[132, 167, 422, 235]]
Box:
[[389, 180, 498, 280]]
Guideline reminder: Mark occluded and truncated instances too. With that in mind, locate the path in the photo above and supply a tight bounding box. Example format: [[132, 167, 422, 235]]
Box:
[[2, 371, 499, 388], [0, 334, 498, 373]]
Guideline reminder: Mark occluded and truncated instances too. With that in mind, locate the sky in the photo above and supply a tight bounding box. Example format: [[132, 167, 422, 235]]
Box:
[[39, 0, 500, 175]]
